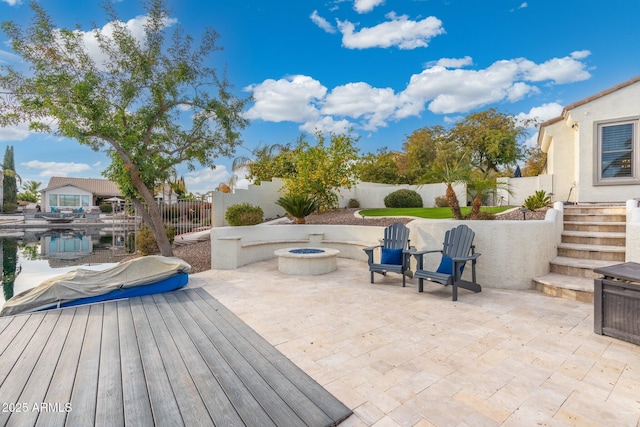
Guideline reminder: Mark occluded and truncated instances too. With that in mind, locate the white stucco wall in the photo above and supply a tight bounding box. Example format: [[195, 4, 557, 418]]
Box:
[[212, 180, 468, 227], [541, 120, 577, 203], [210, 208, 562, 290], [572, 82, 640, 202], [544, 80, 640, 203], [497, 174, 554, 206]]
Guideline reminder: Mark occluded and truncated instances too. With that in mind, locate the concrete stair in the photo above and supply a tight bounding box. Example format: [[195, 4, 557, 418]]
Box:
[[533, 205, 626, 302]]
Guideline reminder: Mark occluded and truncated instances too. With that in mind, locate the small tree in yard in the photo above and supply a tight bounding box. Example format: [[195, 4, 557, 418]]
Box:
[[0, 0, 248, 256]]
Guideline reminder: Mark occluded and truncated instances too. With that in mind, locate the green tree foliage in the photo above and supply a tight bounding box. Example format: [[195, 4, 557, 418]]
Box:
[[233, 142, 295, 184], [357, 148, 405, 184], [466, 170, 511, 220], [521, 145, 547, 177], [283, 132, 360, 210], [238, 132, 359, 210], [2, 239, 18, 301], [2, 146, 19, 212], [0, 0, 248, 256], [424, 139, 470, 220], [18, 180, 41, 203], [402, 125, 444, 183], [449, 108, 528, 173]]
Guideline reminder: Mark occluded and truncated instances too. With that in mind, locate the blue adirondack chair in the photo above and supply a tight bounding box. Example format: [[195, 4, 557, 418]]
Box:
[[363, 222, 413, 287], [413, 224, 481, 301]]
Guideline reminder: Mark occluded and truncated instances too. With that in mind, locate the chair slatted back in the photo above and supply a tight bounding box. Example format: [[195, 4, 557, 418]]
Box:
[[383, 222, 410, 250], [442, 224, 475, 258]]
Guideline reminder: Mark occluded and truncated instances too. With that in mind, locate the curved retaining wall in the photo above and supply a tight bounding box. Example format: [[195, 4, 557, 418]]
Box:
[[210, 208, 563, 290]]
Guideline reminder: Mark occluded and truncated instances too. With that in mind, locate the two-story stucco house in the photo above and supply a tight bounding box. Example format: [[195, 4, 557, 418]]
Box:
[[538, 75, 640, 203]]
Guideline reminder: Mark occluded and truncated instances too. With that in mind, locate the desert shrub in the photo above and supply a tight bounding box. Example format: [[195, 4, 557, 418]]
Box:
[[434, 195, 449, 207], [135, 226, 158, 255], [225, 203, 264, 226], [348, 198, 360, 208], [384, 189, 423, 208], [523, 190, 551, 211], [2, 203, 17, 213], [135, 224, 177, 255], [475, 211, 495, 220], [99, 203, 112, 213]]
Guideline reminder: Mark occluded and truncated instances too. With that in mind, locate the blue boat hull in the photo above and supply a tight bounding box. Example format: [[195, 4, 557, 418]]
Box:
[[59, 272, 189, 309]]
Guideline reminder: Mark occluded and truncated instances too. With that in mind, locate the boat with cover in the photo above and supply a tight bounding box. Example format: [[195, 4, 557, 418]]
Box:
[[0, 256, 191, 317]]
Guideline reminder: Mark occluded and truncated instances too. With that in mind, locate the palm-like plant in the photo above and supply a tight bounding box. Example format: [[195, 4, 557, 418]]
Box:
[[466, 170, 512, 219], [275, 193, 319, 224], [425, 141, 470, 220]]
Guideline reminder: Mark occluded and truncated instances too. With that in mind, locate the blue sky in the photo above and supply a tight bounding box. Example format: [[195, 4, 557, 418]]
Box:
[[1, 0, 639, 195]]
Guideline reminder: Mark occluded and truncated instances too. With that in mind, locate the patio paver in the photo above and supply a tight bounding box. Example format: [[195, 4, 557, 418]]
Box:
[[191, 258, 640, 426]]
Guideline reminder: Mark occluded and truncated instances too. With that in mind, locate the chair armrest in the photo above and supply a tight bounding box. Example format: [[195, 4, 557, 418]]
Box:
[[363, 244, 382, 253], [451, 253, 481, 262], [412, 249, 442, 257]]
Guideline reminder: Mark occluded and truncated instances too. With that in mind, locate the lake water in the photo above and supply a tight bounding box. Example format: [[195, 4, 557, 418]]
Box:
[[1, 228, 134, 307]]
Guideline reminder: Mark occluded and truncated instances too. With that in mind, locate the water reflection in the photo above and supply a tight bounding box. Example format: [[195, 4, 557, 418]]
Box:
[[2, 239, 18, 301], [0, 228, 134, 306]]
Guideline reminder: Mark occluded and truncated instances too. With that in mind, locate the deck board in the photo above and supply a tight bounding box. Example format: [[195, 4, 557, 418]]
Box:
[[0, 287, 352, 427]]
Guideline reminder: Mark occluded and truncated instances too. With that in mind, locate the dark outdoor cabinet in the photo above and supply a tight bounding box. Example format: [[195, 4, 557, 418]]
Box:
[[593, 262, 640, 345]]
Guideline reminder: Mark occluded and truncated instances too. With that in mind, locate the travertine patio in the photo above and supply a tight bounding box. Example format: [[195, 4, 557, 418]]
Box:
[[191, 258, 640, 426]]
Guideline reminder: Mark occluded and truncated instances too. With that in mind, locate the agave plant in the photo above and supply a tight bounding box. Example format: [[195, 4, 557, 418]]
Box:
[[523, 190, 552, 211], [276, 193, 319, 224]]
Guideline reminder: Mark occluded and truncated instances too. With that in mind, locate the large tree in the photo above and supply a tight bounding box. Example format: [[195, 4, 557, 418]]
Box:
[[356, 147, 405, 184], [2, 146, 19, 212], [0, 0, 248, 256], [449, 108, 528, 173], [402, 125, 443, 183]]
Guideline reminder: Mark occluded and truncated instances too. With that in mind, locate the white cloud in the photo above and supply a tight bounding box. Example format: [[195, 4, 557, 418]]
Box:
[[245, 52, 591, 132], [184, 166, 231, 194], [62, 14, 177, 70], [310, 10, 336, 34], [244, 75, 326, 122], [353, 0, 385, 13], [338, 12, 445, 49], [519, 2, 528, 8], [21, 160, 91, 176], [0, 49, 22, 65], [516, 102, 564, 128], [322, 83, 398, 130], [518, 51, 591, 84], [0, 0, 21, 5], [299, 116, 353, 134], [0, 123, 31, 141], [434, 56, 473, 68]]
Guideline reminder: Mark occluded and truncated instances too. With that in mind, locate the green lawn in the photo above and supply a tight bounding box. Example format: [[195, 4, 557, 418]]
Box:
[[360, 206, 512, 219]]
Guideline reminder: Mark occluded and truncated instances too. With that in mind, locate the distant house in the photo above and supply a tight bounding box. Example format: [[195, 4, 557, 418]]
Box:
[[40, 177, 122, 213], [538, 75, 640, 203]]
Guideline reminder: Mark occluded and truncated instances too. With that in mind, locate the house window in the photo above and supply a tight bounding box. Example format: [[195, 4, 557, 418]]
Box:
[[597, 120, 638, 183]]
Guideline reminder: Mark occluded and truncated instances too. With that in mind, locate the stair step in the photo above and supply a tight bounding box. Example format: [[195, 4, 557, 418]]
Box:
[[549, 256, 619, 279], [563, 222, 626, 232], [532, 273, 594, 303], [564, 213, 626, 222], [557, 243, 625, 261], [561, 230, 626, 246], [564, 206, 625, 215]]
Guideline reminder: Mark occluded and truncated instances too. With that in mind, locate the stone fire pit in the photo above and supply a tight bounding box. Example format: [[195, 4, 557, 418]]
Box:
[[274, 247, 339, 275]]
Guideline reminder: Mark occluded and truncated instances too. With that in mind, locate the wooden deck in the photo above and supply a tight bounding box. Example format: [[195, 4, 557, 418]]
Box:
[[0, 287, 352, 426]]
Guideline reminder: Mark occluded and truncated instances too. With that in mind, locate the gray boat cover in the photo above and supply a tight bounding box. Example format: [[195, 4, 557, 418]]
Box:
[[1, 256, 191, 317]]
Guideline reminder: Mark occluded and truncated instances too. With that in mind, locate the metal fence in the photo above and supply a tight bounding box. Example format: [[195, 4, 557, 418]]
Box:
[[155, 200, 212, 237]]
